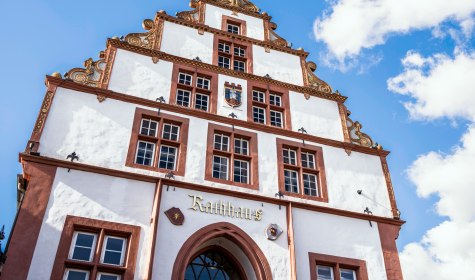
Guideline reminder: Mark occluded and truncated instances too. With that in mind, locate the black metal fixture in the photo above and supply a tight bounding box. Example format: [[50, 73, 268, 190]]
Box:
[[275, 191, 284, 210], [66, 152, 79, 172], [298, 127, 308, 145], [156, 96, 166, 115], [364, 207, 373, 227], [228, 113, 238, 131], [28, 142, 40, 156], [357, 189, 363, 195], [165, 171, 176, 191], [193, 57, 202, 62], [264, 74, 272, 79], [119, 35, 125, 41]]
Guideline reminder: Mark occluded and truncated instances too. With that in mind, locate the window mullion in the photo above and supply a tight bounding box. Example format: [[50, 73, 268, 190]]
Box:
[[335, 263, 341, 280], [230, 133, 235, 181], [296, 148, 305, 194]]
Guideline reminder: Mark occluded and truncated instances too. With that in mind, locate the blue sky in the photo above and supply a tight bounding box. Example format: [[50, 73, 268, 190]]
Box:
[[1, 1, 474, 278]]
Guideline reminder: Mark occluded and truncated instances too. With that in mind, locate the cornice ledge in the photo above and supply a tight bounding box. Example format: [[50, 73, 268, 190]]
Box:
[[106, 39, 347, 103], [200, 0, 271, 20], [19, 153, 404, 226], [44, 75, 387, 157]]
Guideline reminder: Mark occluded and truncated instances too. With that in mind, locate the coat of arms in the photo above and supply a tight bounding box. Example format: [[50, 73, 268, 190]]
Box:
[[224, 82, 242, 108]]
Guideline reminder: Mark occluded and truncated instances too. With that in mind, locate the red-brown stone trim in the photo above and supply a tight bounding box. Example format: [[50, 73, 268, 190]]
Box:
[[247, 80, 292, 129], [50, 216, 141, 280], [146, 179, 163, 279], [205, 123, 259, 190], [46, 77, 384, 158], [378, 223, 404, 280], [0, 163, 57, 280], [308, 253, 369, 280], [276, 138, 329, 202], [222, 15, 247, 36], [380, 156, 400, 219], [201, 0, 271, 20], [20, 153, 405, 227], [213, 33, 254, 74], [99, 45, 118, 90], [171, 222, 273, 280], [170, 63, 219, 114], [30, 84, 58, 143], [338, 103, 351, 143], [125, 107, 189, 176]]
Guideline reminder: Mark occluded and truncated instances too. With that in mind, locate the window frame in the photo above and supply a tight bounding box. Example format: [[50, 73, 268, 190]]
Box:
[[309, 253, 368, 280], [247, 81, 291, 129], [213, 34, 253, 74], [100, 236, 127, 267], [170, 64, 219, 113], [221, 15, 247, 36], [51, 216, 141, 280], [276, 138, 328, 202], [126, 108, 189, 176], [63, 268, 90, 280], [69, 231, 98, 262], [205, 123, 259, 190]]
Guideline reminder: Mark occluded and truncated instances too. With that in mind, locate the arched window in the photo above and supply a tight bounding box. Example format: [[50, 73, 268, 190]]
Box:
[[184, 247, 245, 280]]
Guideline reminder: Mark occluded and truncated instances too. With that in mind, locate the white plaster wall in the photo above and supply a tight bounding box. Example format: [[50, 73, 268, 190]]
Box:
[[289, 91, 345, 141], [161, 21, 214, 63], [108, 49, 173, 102], [27, 168, 155, 280], [216, 74, 248, 119], [252, 46, 304, 86], [292, 208, 388, 280], [205, 4, 265, 41], [152, 187, 290, 280]]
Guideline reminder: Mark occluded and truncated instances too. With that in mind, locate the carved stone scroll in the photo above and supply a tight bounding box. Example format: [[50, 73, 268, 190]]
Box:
[[177, 0, 203, 23], [304, 62, 332, 94], [65, 57, 106, 88], [211, 0, 260, 13], [268, 22, 290, 47], [346, 111, 375, 148], [124, 18, 164, 50]]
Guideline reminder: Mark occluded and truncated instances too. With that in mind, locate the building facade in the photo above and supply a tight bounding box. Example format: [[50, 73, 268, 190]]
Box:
[[1, 0, 404, 279]]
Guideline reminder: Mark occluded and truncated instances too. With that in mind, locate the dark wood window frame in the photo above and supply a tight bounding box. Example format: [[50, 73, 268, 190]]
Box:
[[247, 80, 292, 129], [170, 63, 219, 114], [309, 253, 368, 280], [126, 107, 189, 176], [51, 215, 141, 280], [205, 123, 259, 190], [213, 34, 254, 74], [221, 15, 247, 36], [276, 138, 328, 202]]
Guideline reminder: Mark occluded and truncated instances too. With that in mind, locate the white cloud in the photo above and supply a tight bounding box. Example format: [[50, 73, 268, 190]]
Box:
[[314, 0, 475, 69]]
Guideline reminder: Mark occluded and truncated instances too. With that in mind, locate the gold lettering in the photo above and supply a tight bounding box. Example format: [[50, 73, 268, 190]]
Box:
[[254, 209, 263, 221], [188, 194, 263, 221], [245, 208, 252, 220], [189, 195, 204, 212], [205, 202, 212, 213], [220, 201, 226, 216], [228, 201, 234, 217]]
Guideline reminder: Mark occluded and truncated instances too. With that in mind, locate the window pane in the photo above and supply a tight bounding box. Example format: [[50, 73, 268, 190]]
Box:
[[214, 134, 229, 151], [213, 156, 228, 180], [196, 77, 210, 90], [218, 42, 230, 53], [176, 90, 191, 107], [252, 107, 265, 124], [159, 146, 177, 170], [317, 265, 334, 280], [65, 269, 89, 280], [234, 138, 249, 155], [283, 149, 297, 165], [98, 274, 121, 280], [269, 94, 282, 106], [270, 111, 283, 127], [234, 160, 249, 184], [136, 141, 155, 166], [71, 232, 96, 262], [303, 173, 319, 197], [195, 94, 209, 111], [178, 72, 192, 85], [252, 90, 265, 103], [102, 236, 125, 266], [302, 152, 316, 169], [227, 24, 240, 34], [218, 56, 231, 69], [234, 60, 246, 72], [140, 119, 158, 137], [162, 124, 180, 141], [340, 269, 357, 280], [284, 170, 299, 193], [234, 46, 246, 57]]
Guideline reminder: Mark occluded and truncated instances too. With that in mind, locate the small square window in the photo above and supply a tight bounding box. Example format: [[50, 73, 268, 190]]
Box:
[[159, 145, 177, 170], [252, 107, 266, 124], [140, 119, 158, 137], [64, 269, 90, 280], [162, 123, 180, 141], [101, 236, 126, 266], [218, 42, 231, 53], [282, 148, 297, 165], [97, 273, 121, 280], [234, 60, 246, 72], [195, 94, 209, 111], [176, 89, 191, 107], [227, 23, 240, 34], [252, 90, 265, 103], [218, 56, 231, 69], [317, 265, 334, 280], [69, 232, 96, 262], [340, 269, 357, 280], [135, 141, 155, 166], [301, 152, 316, 169], [214, 134, 230, 151], [196, 77, 211, 90], [270, 111, 283, 127], [178, 72, 192, 86], [234, 160, 249, 184], [213, 155, 229, 180], [303, 173, 319, 197], [234, 138, 249, 155], [269, 94, 282, 106], [234, 46, 246, 57], [284, 169, 299, 193]]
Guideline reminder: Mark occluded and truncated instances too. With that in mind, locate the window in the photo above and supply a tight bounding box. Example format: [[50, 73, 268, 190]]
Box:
[[309, 253, 368, 280], [234, 46, 246, 57], [171, 64, 218, 113], [234, 60, 246, 72], [126, 108, 189, 176], [227, 23, 240, 34], [51, 216, 141, 280], [221, 15, 247, 36], [247, 82, 291, 129], [277, 139, 328, 202], [215, 39, 251, 73], [206, 124, 259, 189]]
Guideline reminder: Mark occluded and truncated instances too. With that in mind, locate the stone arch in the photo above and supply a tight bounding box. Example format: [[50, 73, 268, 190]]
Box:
[[172, 222, 273, 280]]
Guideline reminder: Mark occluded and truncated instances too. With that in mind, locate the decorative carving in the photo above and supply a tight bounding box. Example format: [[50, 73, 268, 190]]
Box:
[[268, 22, 290, 48], [210, 0, 260, 13], [165, 207, 185, 226], [100, 47, 117, 89], [65, 57, 106, 88], [304, 62, 332, 94], [34, 91, 55, 132], [124, 19, 163, 50], [265, 224, 283, 240], [177, 0, 202, 23], [346, 111, 374, 148]]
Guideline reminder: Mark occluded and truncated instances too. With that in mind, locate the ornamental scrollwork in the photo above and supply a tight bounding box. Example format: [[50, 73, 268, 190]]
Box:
[[305, 62, 332, 94], [177, 0, 201, 23], [65, 56, 106, 88], [211, 0, 260, 13], [268, 22, 290, 48], [124, 19, 162, 49], [346, 111, 375, 148]]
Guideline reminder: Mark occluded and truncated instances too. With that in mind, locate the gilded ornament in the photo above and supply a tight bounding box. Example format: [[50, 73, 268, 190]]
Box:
[[51, 72, 62, 78], [177, 0, 201, 23], [124, 19, 163, 50], [268, 22, 290, 48], [305, 61, 332, 94], [210, 0, 260, 13], [65, 57, 106, 88], [346, 112, 375, 148]]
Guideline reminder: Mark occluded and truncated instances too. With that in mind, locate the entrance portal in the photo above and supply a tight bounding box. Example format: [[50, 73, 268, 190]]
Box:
[[184, 246, 245, 280]]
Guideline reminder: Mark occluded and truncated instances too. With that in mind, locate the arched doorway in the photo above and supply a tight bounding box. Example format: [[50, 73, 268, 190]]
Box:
[[172, 222, 273, 280], [184, 246, 246, 280]]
